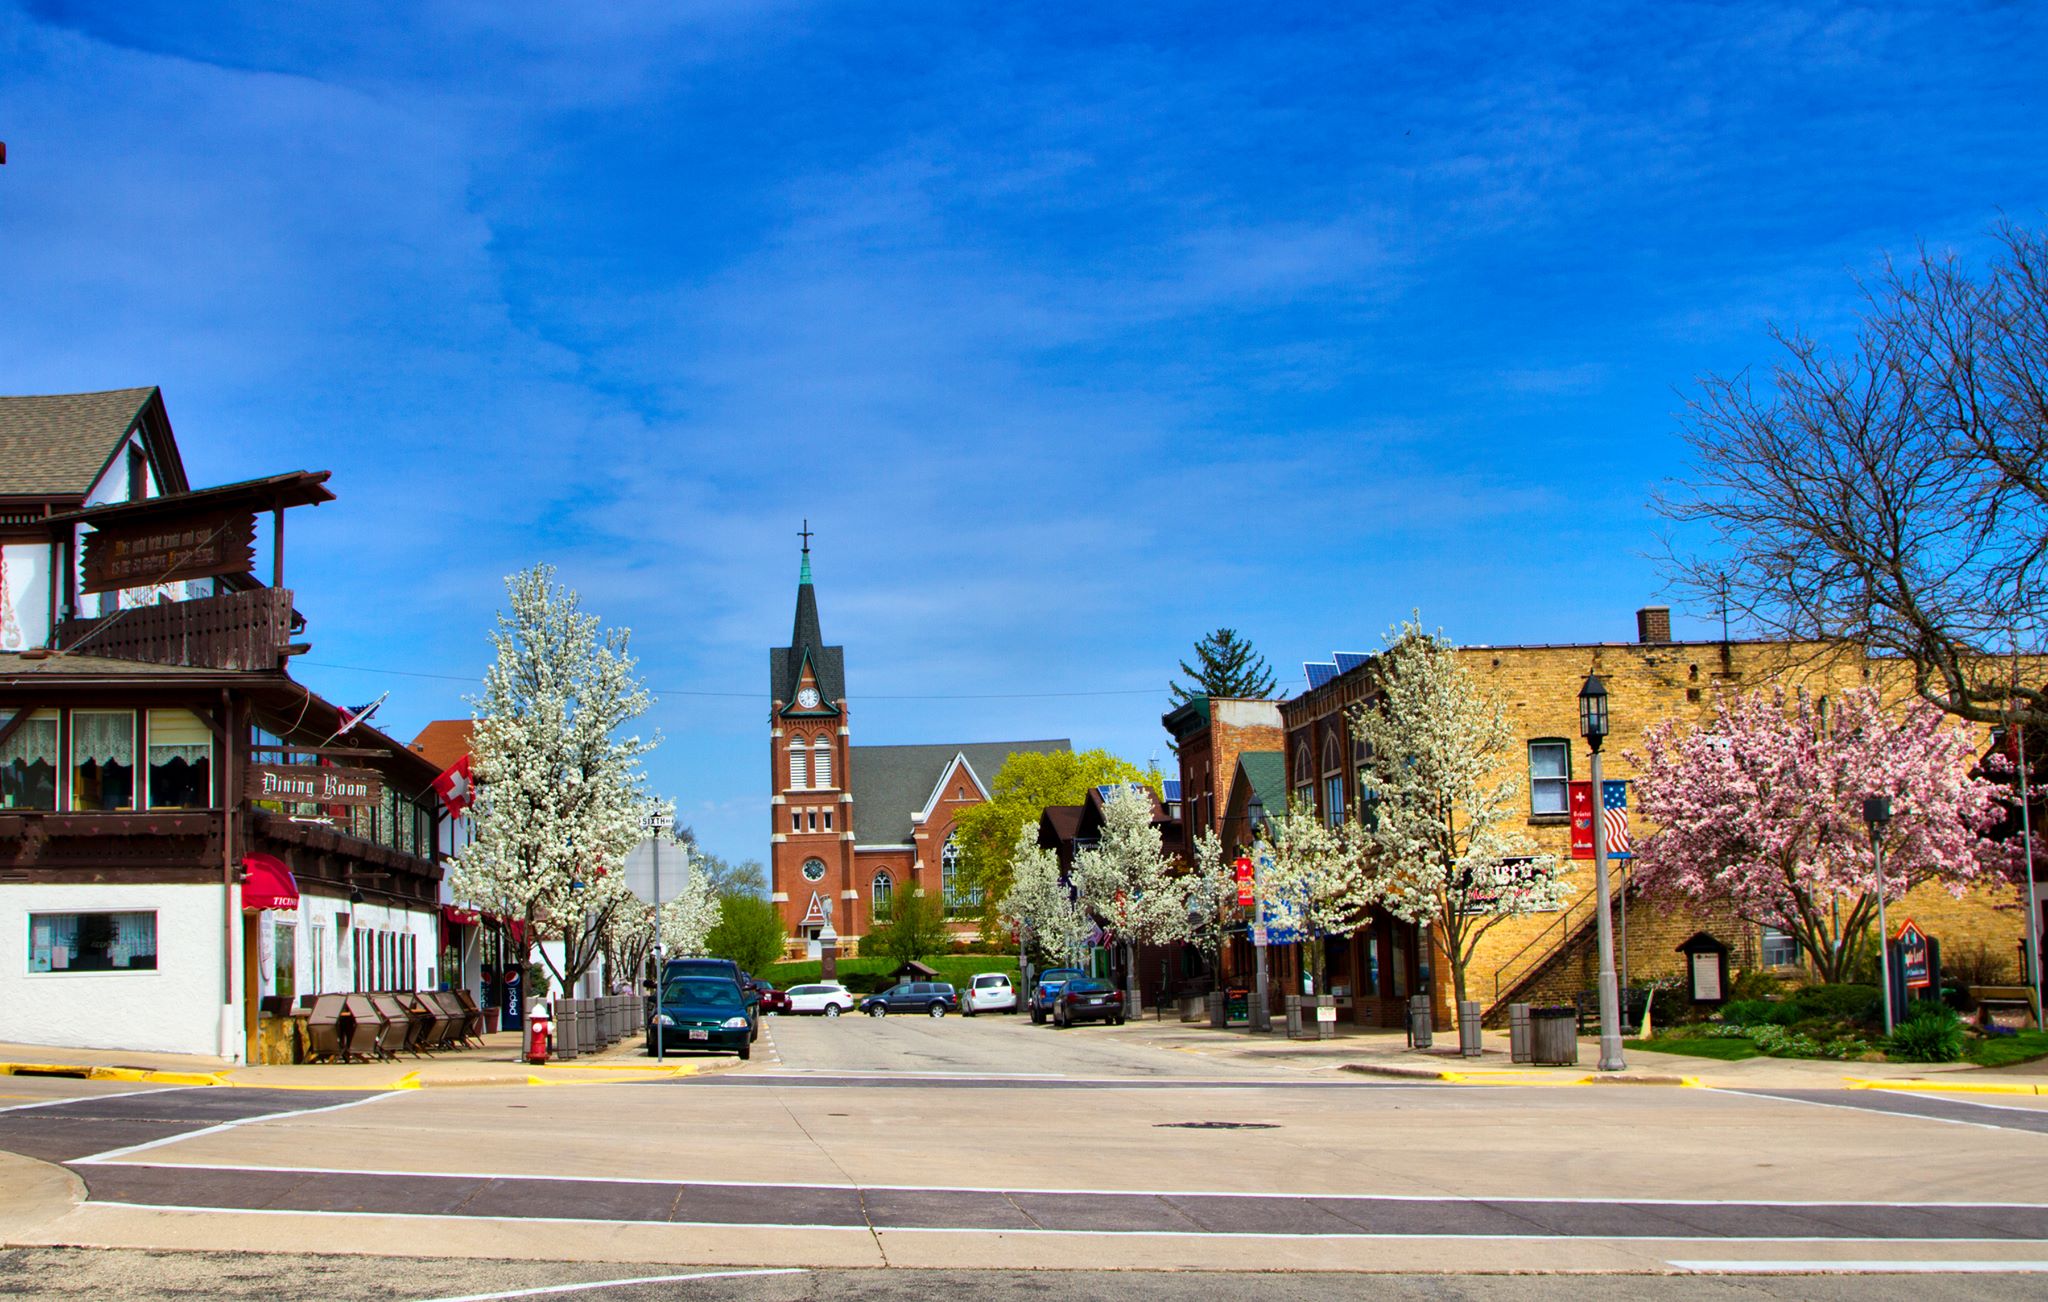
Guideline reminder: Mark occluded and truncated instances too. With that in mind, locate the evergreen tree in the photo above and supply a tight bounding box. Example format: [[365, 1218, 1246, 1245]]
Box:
[[1169, 628, 1277, 706]]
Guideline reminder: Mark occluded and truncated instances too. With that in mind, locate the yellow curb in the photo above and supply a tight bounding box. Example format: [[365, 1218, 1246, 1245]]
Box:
[[540, 1061, 698, 1073], [393, 1071, 422, 1090], [0, 1062, 228, 1087], [1845, 1077, 2048, 1095]]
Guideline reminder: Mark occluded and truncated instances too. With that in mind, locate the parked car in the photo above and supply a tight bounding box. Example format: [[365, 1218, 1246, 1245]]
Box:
[[1052, 976, 1125, 1028], [648, 973, 754, 1059], [1029, 966, 1087, 1024], [859, 981, 959, 1018], [756, 984, 791, 1015], [662, 957, 760, 1040], [784, 982, 855, 1017], [961, 972, 1017, 1015]]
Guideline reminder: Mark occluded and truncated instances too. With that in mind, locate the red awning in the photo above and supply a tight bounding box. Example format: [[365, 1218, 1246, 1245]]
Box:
[[240, 853, 300, 914], [441, 904, 481, 926]]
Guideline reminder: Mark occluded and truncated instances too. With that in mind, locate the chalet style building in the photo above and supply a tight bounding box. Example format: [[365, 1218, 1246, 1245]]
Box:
[[0, 388, 446, 1062], [767, 538, 1067, 950]]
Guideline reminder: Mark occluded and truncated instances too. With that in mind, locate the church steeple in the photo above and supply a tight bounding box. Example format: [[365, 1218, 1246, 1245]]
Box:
[[772, 521, 843, 713]]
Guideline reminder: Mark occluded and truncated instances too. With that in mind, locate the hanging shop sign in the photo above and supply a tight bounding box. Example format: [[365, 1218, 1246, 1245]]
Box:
[[80, 509, 257, 593], [245, 763, 384, 807]]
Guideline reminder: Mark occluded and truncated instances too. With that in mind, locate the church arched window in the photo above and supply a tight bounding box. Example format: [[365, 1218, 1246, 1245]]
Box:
[[812, 737, 832, 788], [788, 737, 808, 790], [940, 832, 978, 916], [871, 871, 892, 921]]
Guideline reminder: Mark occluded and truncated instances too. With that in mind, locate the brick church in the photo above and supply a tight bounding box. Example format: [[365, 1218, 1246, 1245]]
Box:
[[768, 534, 1068, 949]]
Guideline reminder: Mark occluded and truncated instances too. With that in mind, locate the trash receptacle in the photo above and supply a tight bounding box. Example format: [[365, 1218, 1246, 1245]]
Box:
[[1509, 1002, 1532, 1064], [1457, 1000, 1482, 1058], [1530, 1004, 1578, 1066], [1407, 994, 1433, 1050]]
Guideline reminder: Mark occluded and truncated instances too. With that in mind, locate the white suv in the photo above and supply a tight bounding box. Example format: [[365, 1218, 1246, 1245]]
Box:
[[961, 972, 1017, 1015], [785, 982, 855, 1018]]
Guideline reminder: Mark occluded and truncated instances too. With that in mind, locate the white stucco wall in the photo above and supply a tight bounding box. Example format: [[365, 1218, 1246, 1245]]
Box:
[[0, 882, 228, 1056], [0, 542, 52, 652]]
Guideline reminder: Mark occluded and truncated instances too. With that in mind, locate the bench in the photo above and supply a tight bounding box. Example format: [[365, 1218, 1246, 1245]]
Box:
[[1969, 984, 2041, 1029]]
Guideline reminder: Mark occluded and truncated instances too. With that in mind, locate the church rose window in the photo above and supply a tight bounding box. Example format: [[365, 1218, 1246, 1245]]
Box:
[[802, 857, 826, 882]]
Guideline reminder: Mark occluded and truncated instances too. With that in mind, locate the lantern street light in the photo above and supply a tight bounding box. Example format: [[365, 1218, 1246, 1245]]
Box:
[[1579, 672, 1625, 1072], [1863, 795, 1895, 1036]]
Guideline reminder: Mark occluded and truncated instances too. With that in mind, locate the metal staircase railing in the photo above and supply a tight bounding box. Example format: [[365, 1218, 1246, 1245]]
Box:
[[1486, 862, 1623, 1013]]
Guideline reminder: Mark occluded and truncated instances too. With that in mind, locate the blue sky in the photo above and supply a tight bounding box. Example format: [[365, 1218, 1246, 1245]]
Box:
[[4, 1, 2045, 865]]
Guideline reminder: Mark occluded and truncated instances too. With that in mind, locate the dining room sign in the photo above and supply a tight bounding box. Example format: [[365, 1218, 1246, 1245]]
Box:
[[245, 763, 383, 807], [80, 510, 257, 593]]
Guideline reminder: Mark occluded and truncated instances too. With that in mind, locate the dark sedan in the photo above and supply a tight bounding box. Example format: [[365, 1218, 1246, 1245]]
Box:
[[648, 975, 754, 1059], [859, 981, 959, 1018], [1052, 976, 1125, 1028], [1028, 966, 1086, 1025]]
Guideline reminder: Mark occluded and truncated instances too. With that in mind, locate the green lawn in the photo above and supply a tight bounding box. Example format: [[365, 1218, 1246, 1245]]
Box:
[[762, 954, 1020, 991], [1624, 1036, 1761, 1061], [1964, 1031, 2048, 1068]]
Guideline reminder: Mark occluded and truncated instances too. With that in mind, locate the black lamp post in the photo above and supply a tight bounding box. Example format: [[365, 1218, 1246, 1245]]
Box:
[[1863, 794, 1895, 1035], [1579, 672, 1624, 1071]]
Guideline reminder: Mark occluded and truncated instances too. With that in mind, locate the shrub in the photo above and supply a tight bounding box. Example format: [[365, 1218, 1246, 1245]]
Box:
[[1721, 998, 1800, 1027], [1946, 940, 2014, 987], [1790, 983, 1881, 1026], [1749, 1024, 1824, 1057], [1886, 1003, 1967, 1063], [1727, 968, 1786, 1001]]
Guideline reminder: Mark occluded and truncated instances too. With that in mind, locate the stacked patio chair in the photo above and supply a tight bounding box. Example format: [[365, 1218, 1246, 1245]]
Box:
[[453, 989, 488, 1046], [304, 994, 347, 1063], [340, 994, 387, 1062]]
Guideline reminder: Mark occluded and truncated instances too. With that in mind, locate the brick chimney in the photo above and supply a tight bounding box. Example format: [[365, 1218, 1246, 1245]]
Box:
[[1636, 606, 1672, 643]]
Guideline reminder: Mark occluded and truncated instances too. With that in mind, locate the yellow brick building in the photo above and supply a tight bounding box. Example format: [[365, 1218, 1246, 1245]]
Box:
[[1276, 608, 2040, 1029]]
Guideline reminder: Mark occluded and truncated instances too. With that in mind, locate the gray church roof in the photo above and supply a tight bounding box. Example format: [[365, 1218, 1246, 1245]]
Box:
[[769, 551, 846, 707], [850, 739, 1071, 845]]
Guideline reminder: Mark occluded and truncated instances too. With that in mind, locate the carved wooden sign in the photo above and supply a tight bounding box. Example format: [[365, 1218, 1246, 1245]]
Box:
[[245, 763, 384, 807], [81, 510, 257, 594]]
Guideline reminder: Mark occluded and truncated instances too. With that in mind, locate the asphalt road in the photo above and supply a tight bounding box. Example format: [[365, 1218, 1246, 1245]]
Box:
[[2, 1013, 2047, 1288]]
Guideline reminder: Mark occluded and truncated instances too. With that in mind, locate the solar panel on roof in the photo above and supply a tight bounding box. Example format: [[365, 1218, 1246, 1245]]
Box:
[[1333, 652, 1369, 673], [1304, 662, 1338, 689], [1162, 779, 1182, 803]]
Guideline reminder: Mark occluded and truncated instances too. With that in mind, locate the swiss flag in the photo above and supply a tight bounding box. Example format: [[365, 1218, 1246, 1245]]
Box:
[[432, 754, 476, 816]]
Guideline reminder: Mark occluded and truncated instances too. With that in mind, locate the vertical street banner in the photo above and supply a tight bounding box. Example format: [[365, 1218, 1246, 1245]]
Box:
[[1234, 855, 1254, 906], [1603, 780, 1632, 859], [1569, 781, 1596, 859]]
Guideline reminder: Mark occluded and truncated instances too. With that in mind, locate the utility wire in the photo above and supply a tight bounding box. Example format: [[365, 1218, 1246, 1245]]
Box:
[[298, 659, 1164, 700]]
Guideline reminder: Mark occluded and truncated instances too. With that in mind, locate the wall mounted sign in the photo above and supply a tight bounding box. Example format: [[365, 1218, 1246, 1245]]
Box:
[[245, 763, 384, 807], [80, 509, 257, 593]]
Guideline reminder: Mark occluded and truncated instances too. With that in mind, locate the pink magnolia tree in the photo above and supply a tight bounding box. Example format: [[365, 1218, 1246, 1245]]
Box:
[[1631, 687, 2016, 983]]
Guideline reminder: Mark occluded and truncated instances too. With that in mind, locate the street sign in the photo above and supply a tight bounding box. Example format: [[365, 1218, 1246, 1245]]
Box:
[[1250, 925, 1268, 946]]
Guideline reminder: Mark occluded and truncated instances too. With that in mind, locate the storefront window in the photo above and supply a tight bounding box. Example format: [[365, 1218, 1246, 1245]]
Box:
[[29, 911, 157, 972], [146, 709, 213, 809], [70, 710, 136, 810], [274, 922, 296, 1003], [0, 710, 58, 810]]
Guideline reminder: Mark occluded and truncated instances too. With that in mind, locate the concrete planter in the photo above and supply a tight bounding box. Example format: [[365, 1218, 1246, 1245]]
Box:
[[1178, 995, 1205, 1023], [1458, 999, 1483, 1058], [1207, 990, 1228, 1029]]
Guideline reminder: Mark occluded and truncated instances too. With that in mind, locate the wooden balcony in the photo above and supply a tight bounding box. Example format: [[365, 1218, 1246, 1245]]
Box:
[[56, 587, 296, 672]]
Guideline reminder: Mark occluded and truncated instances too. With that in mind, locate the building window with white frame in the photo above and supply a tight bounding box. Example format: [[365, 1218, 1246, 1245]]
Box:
[[1760, 926, 1801, 968], [71, 710, 137, 811], [1528, 739, 1570, 816], [28, 910, 157, 972], [0, 709, 59, 811]]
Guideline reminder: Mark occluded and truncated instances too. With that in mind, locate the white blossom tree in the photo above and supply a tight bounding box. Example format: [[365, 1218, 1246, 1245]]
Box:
[[1256, 795, 1374, 995], [1073, 785, 1188, 1009], [1001, 825, 1091, 968], [449, 564, 660, 999], [1183, 827, 1242, 986], [1351, 619, 1572, 1015]]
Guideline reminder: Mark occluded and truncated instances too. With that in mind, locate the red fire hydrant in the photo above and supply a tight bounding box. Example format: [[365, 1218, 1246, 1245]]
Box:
[[525, 1009, 552, 1065]]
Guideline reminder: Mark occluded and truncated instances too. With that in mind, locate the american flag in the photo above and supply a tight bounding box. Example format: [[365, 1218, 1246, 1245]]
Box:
[[1603, 780, 1632, 859]]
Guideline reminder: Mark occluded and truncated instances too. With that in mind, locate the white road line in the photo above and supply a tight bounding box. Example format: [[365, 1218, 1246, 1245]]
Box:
[[1877, 1092, 2048, 1115], [73, 1162, 2048, 1209], [0, 1085, 197, 1115], [1712, 1088, 2019, 1132], [411, 1268, 807, 1302], [1670, 1260, 2048, 1273], [73, 1203, 2048, 1244], [70, 1091, 405, 1164]]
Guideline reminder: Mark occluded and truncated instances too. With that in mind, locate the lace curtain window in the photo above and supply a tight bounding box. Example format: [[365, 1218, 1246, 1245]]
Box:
[[28, 911, 155, 972], [1, 713, 58, 811], [147, 709, 212, 810], [70, 712, 135, 766]]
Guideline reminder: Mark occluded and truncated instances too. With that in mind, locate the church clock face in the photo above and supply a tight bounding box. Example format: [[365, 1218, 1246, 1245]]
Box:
[[802, 857, 826, 882], [796, 687, 821, 710]]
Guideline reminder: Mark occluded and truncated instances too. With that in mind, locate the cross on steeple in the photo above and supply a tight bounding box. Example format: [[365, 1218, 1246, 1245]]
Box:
[[798, 519, 814, 554]]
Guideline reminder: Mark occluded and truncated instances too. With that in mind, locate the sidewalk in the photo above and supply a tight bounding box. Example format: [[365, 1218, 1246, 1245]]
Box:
[[0, 1031, 733, 1090], [1112, 1009, 2048, 1092]]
